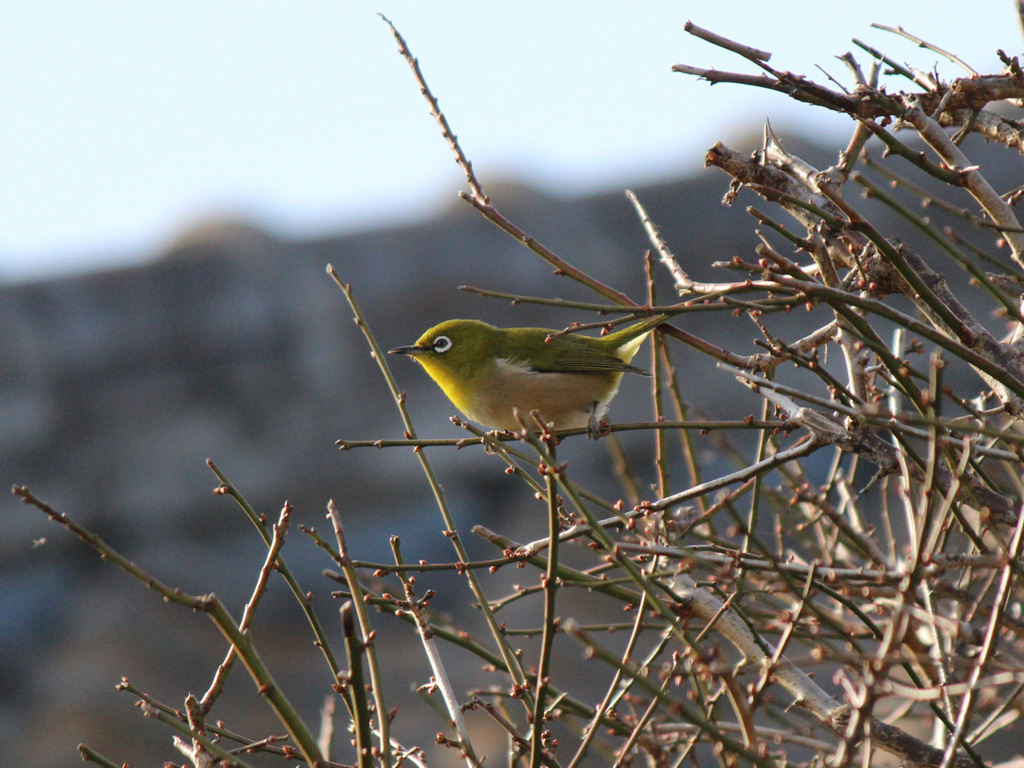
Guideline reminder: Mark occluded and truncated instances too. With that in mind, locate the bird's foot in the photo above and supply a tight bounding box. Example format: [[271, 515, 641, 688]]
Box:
[[586, 415, 611, 440]]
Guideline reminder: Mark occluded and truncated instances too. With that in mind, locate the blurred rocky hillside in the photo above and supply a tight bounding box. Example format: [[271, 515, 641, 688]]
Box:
[[3, 134, 1015, 766]]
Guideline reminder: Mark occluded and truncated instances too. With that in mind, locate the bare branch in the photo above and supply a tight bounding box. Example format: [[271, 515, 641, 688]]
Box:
[[683, 20, 772, 63]]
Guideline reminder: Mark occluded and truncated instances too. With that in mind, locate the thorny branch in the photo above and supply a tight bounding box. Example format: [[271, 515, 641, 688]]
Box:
[[361, 16, 1024, 768]]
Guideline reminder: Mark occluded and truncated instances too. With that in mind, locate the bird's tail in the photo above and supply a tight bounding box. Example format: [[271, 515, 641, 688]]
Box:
[[610, 314, 672, 363]]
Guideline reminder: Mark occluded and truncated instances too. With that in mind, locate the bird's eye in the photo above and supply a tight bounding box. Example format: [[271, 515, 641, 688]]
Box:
[[432, 335, 453, 353]]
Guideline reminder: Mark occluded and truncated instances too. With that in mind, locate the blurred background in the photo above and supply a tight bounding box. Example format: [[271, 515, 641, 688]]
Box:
[[0, 1, 1010, 281], [2, 2, 1018, 766]]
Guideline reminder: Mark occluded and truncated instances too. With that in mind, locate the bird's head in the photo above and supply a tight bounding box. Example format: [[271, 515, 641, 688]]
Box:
[[389, 319, 499, 394]]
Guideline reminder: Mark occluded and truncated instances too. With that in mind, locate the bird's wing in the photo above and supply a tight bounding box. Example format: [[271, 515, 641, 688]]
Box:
[[526, 344, 649, 376]]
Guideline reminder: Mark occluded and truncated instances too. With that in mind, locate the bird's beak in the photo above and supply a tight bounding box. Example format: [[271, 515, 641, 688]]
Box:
[[389, 345, 425, 356]]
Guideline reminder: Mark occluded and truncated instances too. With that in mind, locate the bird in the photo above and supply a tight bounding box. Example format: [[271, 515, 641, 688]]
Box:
[[389, 316, 667, 437]]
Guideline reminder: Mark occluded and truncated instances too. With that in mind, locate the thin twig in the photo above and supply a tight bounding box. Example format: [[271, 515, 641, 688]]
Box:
[[390, 536, 482, 767], [201, 501, 291, 712], [379, 14, 487, 203], [871, 23, 979, 76]]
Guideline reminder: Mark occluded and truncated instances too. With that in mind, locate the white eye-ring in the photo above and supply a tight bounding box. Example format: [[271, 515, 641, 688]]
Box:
[[433, 335, 453, 353]]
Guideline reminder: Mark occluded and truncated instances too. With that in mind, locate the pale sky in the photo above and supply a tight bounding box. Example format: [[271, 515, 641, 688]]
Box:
[[0, 1, 1014, 282]]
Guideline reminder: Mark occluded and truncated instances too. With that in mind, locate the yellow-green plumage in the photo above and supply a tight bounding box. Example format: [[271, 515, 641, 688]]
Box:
[[389, 316, 667, 435]]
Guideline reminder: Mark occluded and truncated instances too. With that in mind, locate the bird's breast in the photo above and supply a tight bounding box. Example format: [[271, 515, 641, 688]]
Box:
[[463, 359, 624, 431]]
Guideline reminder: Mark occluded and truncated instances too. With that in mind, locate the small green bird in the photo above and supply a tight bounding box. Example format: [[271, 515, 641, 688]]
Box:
[[389, 316, 667, 437]]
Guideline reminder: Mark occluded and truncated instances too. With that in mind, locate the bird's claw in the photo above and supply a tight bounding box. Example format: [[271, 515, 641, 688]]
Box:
[[586, 416, 611, 440]]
